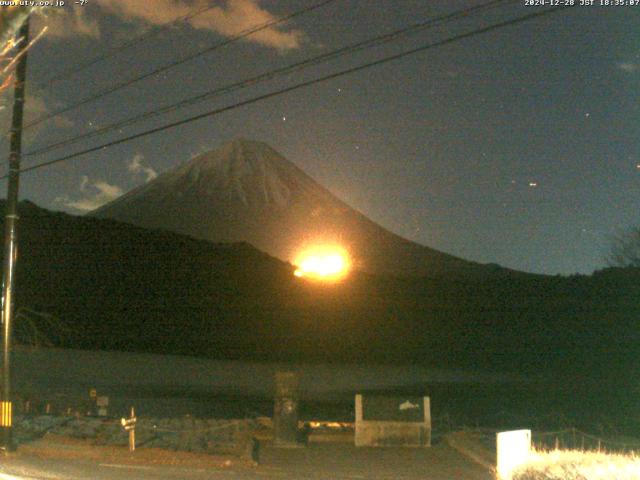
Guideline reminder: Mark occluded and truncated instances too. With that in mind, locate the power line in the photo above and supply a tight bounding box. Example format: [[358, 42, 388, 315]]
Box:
[[38, 2, 220, 86], [17, 5, 569, 175], [21, 0, 338, 131], [0, 3, 222, 152], [25, 0, 514, 158], [6, 5, 570, 179]]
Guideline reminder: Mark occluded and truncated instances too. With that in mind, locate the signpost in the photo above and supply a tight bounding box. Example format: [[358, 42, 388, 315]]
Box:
[[121, 407, 137, 452]]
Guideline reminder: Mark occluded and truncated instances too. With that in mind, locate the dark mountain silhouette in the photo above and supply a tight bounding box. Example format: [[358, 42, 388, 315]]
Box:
[[92, 139, 521, 278], [2, 200, 638, 381]]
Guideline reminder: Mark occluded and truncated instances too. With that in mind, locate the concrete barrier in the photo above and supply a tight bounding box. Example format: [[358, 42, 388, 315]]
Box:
[[354, 394, 431, 447]]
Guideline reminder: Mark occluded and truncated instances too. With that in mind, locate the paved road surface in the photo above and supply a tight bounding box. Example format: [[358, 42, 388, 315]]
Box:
[[0, 442, 492, 479]]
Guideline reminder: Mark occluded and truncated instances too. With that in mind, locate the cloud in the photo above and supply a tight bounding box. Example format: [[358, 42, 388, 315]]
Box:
[[190, 143, 213, 159], [79, 174, 89, 191], [46, 0, 302, 50], [190, 0, 303, 51], [59, 175, 123, 212], [23, 93, 75, 130], [618, 62, 639, 73], [0, 90, 74, 144], [32, 6, 100, 39], [127, 153, 157, 182]]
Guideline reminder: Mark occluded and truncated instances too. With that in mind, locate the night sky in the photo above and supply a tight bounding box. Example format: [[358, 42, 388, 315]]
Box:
[[1, 0, 638, 275]]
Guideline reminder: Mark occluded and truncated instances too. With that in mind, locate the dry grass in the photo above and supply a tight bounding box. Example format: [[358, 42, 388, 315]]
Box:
[[512, 448, 640, 480]]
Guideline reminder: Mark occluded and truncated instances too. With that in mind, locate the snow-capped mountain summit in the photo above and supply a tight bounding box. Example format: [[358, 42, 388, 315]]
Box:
[[92, 139, 506, 278]]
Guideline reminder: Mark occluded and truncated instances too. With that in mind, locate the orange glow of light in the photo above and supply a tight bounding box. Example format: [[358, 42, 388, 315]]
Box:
[[293, 245, 351, 281]]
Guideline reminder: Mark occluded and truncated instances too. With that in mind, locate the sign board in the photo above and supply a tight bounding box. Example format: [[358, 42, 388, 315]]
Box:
[[355, 394, 431, 447], [121, 416, 137, 431], [496, 429, 531, 480], [95, 396, 109, 417], [362, 396, 424, 422], [0, 401, 11, 427], [89, 388, 97, 399]]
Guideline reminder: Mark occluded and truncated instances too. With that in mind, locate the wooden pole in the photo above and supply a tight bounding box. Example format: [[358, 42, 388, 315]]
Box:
[[129, 407, 135, 452]]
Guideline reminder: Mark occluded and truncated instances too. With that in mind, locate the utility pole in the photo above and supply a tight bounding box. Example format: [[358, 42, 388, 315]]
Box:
[[1, 16, 30, 452]]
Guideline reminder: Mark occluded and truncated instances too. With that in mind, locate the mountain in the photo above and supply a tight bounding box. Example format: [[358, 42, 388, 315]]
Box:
[[92, 139, 516, 278], [4, 201, 637, 369]]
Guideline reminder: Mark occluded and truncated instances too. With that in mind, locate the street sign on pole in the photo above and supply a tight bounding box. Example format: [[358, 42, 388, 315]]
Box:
[[121, 407, 137, 452]]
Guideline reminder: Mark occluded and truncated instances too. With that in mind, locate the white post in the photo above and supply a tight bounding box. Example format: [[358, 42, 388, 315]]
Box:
[[496, 429, 531, 480]]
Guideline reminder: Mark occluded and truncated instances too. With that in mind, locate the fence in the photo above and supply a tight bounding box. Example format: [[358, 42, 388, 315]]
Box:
[[14, 413, 258, 460], [532, 427, 640, 453]]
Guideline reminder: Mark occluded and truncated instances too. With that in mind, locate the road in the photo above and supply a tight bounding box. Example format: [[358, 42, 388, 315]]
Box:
[[0, 439, 493, 479]]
